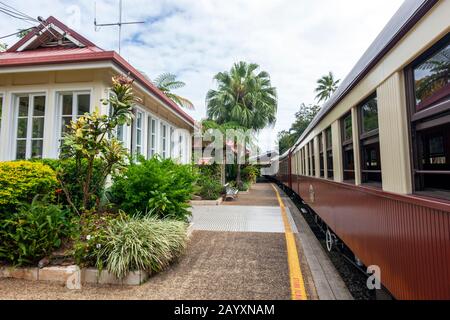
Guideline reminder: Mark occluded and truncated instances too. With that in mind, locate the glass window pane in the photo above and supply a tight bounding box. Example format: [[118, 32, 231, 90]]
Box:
[[16, 140, 26, 159], [31, 140, 43, 159], [33, 96, 46, 116], [362, 97, 378, 133], [137, 129, 142, 146], [62, 95, 73, 115], [414, 42, 450, 108], [117, 125, 124, 142], [61, 117, 72, 134], [18, 97, 29, 116], [77, 94, 90, 115], [17, 118, 28, 138], [32, 118, 45, 138], [343, 114, 352, 141]]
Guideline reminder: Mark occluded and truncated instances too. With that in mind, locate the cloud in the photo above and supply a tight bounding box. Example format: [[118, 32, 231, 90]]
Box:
[[1, 0, 404, 150]]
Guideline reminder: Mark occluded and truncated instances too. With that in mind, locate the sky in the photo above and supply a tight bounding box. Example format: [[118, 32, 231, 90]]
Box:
[[0, 0, 404, 151]]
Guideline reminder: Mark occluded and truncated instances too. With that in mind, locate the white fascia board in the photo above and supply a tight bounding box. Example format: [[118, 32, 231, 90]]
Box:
[[0, 61, 112, 74], [110, 64, 194, 129]]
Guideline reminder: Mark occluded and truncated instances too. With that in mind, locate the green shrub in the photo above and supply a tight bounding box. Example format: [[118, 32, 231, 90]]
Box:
[[110, 157, 197, 221], [0, 198, 74, 266], [0, 161, 58, 216], [242, 165, 260, 183], [39, 159, 106, 212], [196, 164, 223, 200], [72, 213, 118, 268], [197, 176, 224, 200], [98, 215, 188, 279]]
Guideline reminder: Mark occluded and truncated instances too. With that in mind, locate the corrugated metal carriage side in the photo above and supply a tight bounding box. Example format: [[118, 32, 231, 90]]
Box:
[[269, 0, 450, 299]]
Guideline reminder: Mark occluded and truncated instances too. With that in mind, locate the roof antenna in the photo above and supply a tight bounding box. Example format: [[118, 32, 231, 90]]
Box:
[[94, 0, 144, 55]]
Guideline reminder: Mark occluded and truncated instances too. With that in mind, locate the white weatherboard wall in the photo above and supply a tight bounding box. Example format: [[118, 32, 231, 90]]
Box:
[[0, 68, 193, 164]]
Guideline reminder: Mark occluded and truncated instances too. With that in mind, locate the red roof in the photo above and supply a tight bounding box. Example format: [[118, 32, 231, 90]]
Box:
[[0, 16, 195, 126]]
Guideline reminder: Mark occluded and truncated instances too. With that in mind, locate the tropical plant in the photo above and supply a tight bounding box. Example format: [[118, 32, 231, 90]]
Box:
[[206, 61, 277, 186], [0, 161, 58, 216], [242, 165, 260, 183], [73, 212, 118, 268], [153, 73, 195, 110], [0, 43, 7, 52], [98, 215, 188, 279], [38, 159, 105, 212], [0, 197, 74, 266], [59, 75, 137, 213], [206, 61, 277, 130], [110, 156, 197, 221], [197, 176, 223, 200], [315, 71, 340, 103], [277, 103, 321, 154]]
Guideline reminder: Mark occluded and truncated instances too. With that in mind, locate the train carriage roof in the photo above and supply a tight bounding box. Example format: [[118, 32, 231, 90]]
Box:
[[283, 0, 438, 160]]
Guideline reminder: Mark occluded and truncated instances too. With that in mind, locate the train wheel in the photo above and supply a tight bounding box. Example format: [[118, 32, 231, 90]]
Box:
[[326, 229, 334, 252]]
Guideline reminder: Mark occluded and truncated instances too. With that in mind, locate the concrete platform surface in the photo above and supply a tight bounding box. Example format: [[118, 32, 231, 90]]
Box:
[[192, 205, 285, 233]]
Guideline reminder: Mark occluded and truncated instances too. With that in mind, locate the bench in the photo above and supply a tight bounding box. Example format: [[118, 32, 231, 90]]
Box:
[[224, 183, 239, 201]]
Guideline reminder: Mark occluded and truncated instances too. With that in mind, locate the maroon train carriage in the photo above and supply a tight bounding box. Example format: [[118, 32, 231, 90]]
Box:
[[271, 0, 450, 300]]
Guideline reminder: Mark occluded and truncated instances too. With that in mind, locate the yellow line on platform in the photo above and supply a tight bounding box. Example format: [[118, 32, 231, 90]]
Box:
[[271, 184, 308, 301]]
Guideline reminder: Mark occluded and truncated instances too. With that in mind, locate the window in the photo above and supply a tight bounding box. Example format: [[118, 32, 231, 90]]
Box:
[[341, 113, 354, 181], [359, 94, 381, 185], [319, 134, 325, 178], [15, 94, 46, 159], [326, 127, 333, 179], [134, 110, 144, 156], [59, 92, 90, 138], [148, 116, 157, 158], [161, 123, 168, 158], [179, 134, 184, 160], [413, 33, 449, 112], [406, 33, 450, 198], [310, 141, 315, 176], [170, 127, 175, 158]]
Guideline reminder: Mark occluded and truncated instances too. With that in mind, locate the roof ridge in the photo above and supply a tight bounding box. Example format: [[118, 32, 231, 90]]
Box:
[[7, 16, 102, 53]]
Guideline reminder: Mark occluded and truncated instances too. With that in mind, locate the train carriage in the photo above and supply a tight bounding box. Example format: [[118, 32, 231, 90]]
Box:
[[273, 0, 450, 300]]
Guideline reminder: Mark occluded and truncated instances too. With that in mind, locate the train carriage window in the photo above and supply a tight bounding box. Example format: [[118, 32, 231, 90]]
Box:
[[319, 134, 325, 178], [341, 113, 354, 182], [359, 94, 382, 186], [310, 141, 315, 176], [326, 127, 334, 179], [406, 33, 450, 199]]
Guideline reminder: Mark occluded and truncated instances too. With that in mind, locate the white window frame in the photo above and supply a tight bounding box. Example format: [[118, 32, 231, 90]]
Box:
[[0, 93, 4, 144], [133, 108, 145, 156], [57, 91, 92, 140], [13, 93, 47, 160], [161, 122, 168, 159], [148, 115, 158, 159]]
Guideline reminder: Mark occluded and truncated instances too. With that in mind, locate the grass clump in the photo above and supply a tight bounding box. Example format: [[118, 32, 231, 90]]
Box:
[[98, 215, 188, 279]]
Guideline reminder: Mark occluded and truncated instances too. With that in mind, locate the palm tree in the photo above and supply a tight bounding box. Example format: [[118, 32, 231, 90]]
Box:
[[315, 71, 340, 103], [153, 73, 195, 110], [206, 61, 278, 186]]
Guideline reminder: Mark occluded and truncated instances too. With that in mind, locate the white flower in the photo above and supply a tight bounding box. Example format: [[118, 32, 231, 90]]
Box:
[[96, 244, 102, 249], [86, 235, 92, 241]]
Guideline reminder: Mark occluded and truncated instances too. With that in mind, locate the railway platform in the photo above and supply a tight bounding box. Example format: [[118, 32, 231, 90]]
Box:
[[0, 183, 351, 300]]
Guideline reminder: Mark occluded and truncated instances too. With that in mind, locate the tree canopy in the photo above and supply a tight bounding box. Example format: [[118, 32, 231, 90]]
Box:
[[277, 103, 320, 154], [315, 71, 340, 103], [206, 61, 277, 131], [153, 73, 195, 110]]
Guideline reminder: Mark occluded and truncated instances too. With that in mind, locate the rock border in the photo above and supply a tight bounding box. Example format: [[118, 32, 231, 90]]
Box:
[[190, 197, 223, 206], [0, 265, 150, 287]]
